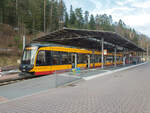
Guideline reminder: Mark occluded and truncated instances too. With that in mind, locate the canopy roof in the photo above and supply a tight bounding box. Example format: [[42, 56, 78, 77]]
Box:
[[32, 28, 145, 52]]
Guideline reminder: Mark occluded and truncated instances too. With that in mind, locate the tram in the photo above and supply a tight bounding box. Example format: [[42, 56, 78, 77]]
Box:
[[19, 43, 123, 76]]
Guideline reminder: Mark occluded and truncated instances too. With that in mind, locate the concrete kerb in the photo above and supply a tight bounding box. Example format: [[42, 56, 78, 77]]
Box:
[[83, 62, 147, 81]]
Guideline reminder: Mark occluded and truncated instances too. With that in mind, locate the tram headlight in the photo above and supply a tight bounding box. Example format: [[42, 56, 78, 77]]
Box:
[[19, 64, 34, 72]]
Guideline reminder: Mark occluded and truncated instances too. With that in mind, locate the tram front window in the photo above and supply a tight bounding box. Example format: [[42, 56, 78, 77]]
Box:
[[22, 47, 38, 65]]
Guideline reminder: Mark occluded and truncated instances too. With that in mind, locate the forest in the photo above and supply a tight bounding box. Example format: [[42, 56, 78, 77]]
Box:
[[0, 0, 149, 54]]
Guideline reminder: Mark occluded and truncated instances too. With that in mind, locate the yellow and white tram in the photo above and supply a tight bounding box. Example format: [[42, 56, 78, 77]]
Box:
[[19, 43, 123, 76]]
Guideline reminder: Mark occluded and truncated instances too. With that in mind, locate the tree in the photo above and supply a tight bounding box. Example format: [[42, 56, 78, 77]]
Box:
[[0, 0, 148, 49], [64, 12, 69, 27], [118, 19, 126, 28], [0, 0, 5, 23], [75, 8, 84, 28], [89, 14, 96, 30], [84, 11, 89, 29], [44, 0, 46, 32], [95, 14, 114, 31], [69, 5, 76, 27]]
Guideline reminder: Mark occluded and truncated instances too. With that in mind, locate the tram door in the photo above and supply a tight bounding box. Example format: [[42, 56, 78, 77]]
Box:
[[87, 55, 90, 68], [71, 54, 77, 68]]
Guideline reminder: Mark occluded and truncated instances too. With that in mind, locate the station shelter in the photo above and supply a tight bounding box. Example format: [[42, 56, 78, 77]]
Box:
[[32, 28, 145, 69]]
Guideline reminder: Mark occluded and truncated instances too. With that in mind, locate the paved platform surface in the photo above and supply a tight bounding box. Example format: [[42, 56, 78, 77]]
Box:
[[0, 74, 80, 100], [0, 63, 149, 113], [0, 64, 133, 100]]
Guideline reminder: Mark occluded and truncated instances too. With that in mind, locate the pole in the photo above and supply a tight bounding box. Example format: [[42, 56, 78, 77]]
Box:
[[128, 50, 131, 64], [75, 54, 77, 69], [88, 55, 90, 68], [147, 44, 149, 62], [114, 46, 117, 67], [123, 48, 126, 66], [101, 38, 104, 69], [23, 35, 25, 50], [142, 52, 144, 62]]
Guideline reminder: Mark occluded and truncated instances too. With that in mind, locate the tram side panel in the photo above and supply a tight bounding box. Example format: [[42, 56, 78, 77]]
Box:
[[30, 50, 123, 75]]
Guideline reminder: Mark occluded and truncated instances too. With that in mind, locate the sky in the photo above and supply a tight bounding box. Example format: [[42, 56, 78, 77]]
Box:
[[64, 0, 150, 37]]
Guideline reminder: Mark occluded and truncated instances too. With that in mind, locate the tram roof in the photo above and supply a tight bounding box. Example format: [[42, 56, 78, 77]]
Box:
[[32, 28, 145, 52]]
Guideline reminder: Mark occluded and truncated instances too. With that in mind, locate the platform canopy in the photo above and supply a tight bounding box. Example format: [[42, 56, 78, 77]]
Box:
[[32, 28, 145, 52]]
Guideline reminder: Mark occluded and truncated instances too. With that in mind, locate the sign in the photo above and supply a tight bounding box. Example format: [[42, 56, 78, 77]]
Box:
[[104, 49, 107, 55]]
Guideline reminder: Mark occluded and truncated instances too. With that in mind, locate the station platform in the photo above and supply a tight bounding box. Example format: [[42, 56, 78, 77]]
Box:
[[0, 63, 143, 101], [0, 63, 149, 113]]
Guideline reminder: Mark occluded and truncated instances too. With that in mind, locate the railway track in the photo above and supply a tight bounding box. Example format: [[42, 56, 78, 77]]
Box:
[[0, 76, 26, 86], [0, 73, 46, 86], [1, 66, 18, 71], [0, 79, 24, 86]]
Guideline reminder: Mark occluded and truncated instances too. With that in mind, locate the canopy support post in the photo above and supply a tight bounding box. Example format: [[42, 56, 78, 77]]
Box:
[[142, 52, 144, 62], [101, 38, 104, 69], [123, 48, 126, 66], [114, 46, 117, 67]]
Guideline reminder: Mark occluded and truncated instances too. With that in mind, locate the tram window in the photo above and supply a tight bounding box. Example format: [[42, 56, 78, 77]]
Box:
[[61, 52, 71, 64], [78, 54, 87, 64], [90, 55, 95, 63], [45, 51, 51, 65], [117, 57, 121, 61], [71, 53, 75, 64], [68, 53, 72, 64], [95, 55, 100, 63], [51, 51, 61, 65], [104, 56, 106, 63], [106, 56, 113, 63], [36, 51, 47, 66], [113, 56, 115, 62], [120, 57, 123, 61], [95, 55, 98, 63], [116, 56, 119, 61], [98, 56, 101, 62]]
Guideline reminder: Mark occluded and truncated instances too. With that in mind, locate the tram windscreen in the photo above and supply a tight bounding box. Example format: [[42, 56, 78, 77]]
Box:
[[22, 47, 38, 65]]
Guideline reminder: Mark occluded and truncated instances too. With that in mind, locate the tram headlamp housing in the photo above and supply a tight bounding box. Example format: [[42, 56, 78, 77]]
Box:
[[19, 64, 34, 72]]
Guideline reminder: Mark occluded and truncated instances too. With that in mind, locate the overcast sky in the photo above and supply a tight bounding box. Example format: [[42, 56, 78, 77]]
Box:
[[64, 0, 150, 37]]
